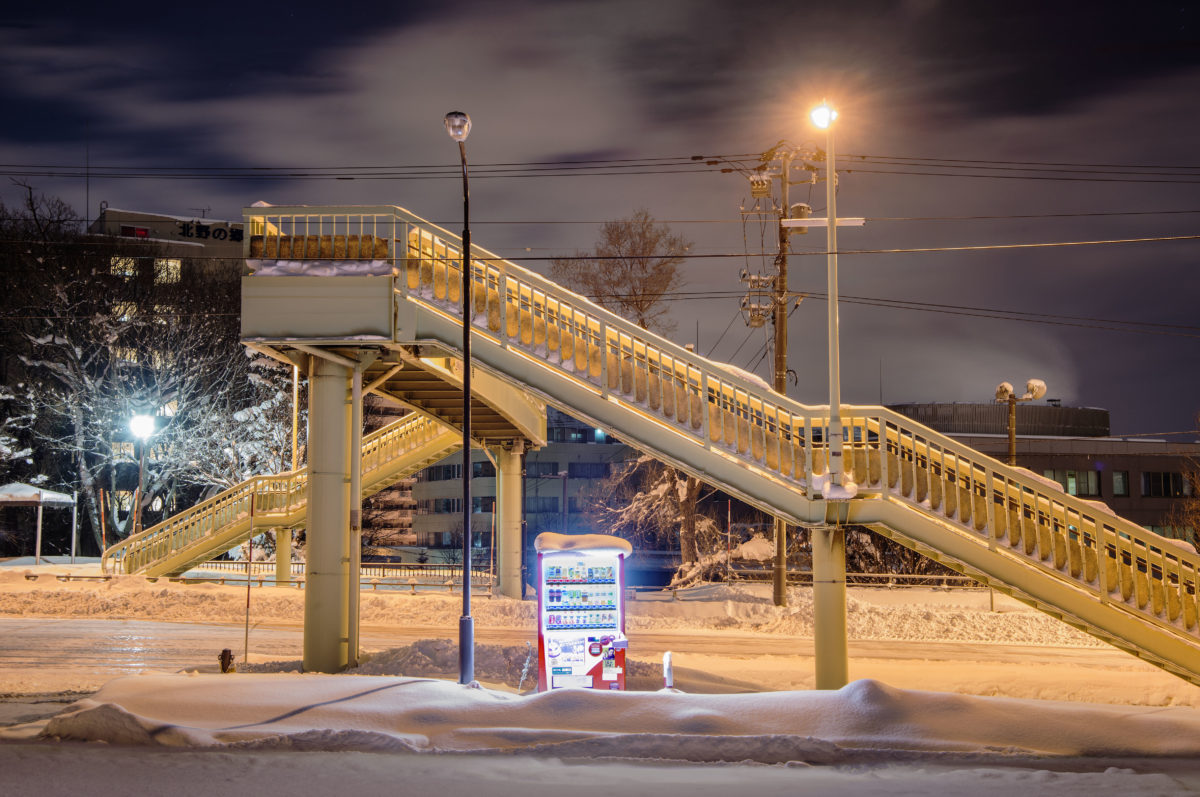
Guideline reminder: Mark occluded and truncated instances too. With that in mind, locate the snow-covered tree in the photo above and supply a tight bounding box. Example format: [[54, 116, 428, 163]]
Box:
[[0, 187, 297, 551], [0, 384, 35, 482], [585, 455, 724, 586], [172, 351, 302, 490]]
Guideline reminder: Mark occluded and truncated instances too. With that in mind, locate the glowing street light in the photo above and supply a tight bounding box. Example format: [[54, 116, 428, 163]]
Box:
[[444, 110, 475, 686], [996, 379, 1048, 466], [810, 103, 838, 129], [811, 101, 844, 490], [129, 414, 156, 535]]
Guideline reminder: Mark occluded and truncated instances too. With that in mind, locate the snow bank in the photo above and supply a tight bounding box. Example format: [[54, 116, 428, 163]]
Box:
[[28, 673, 1200, 761], [534, 532, 633, 556], [735, 533, 774, 561], [0, 568, 1104, 648]]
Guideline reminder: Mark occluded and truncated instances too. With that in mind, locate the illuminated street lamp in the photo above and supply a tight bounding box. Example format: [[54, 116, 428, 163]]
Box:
[[129, 413, 156, 534], [810, 101, 844, 489], [444, 110, 475, 686], [996, 379, 1048, 466]]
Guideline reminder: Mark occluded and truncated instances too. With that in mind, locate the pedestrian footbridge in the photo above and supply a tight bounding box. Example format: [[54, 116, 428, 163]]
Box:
[[104, 204, 1200, 685]]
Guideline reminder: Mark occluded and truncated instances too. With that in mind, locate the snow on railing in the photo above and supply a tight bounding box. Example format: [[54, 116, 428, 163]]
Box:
[[102, 413, 449, 574], [242, 205, 1200, 648]]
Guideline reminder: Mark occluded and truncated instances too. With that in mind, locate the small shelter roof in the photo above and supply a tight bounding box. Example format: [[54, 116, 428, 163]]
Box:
[[0, 483, 74, 508]]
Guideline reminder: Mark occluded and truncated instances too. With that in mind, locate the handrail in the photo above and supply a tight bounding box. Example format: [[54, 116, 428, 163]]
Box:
[[102, 413, 452, 574], [242, 205, 1199, 662]]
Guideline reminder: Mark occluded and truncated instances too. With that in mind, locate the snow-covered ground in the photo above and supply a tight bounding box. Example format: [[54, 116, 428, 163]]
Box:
[[2, 559, 1199, 794]]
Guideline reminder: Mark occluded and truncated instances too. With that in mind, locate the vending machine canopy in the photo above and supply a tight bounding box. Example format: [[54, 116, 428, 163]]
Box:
[[534, 532, 633, 557]]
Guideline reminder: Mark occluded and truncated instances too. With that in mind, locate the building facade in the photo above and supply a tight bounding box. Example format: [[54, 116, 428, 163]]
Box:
[[87, 204, 245, 262], [410, 408, 632, 550]]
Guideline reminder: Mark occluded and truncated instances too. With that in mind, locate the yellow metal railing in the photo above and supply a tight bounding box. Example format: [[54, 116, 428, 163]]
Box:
[[242, 205, 1200, 650], [103, 413, 453, 574]]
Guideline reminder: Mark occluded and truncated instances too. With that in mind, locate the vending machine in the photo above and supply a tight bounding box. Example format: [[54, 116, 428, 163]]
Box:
[[535, 532, 632, 691]]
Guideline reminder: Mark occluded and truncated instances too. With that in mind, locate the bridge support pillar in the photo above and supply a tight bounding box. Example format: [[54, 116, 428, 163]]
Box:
[[494, 441, 524, 599], [812, 523, 848, 689], [303, 356, 352, 673], [275, 528, 291, 585]]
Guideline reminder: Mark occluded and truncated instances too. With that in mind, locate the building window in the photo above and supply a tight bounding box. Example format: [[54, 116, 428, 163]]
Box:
[[568, 461, 609, 479], [471, 496, 496, 513], [1141, 472, 1190, 498], [1112, 471, 1129, 497], [154, 258, 181, 284], [471, 460, 495, 478], [526, 461, 560, 478], [112, 302, 137, 322], [1042, 469, 1100, 497], [547, 427, 588, 443], [525, 496, 559, 514], [110, 256, 137, 278], [420, 463, 461, 482], [415, 497, 463, 514]]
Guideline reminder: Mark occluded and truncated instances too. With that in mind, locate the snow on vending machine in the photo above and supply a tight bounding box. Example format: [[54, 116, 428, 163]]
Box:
[[535, 532, 632, 691]]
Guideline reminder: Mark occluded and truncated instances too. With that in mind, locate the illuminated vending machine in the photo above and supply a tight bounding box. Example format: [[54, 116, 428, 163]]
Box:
[[535, 532, 632, 691]]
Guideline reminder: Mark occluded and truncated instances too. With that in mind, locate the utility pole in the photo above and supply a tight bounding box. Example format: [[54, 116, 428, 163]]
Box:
[[770, 149, 793, 609], [726, 146, 814, 607]]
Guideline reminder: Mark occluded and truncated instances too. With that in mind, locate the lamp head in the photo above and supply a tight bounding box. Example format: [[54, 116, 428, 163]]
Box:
[[444, 111, 471, 142], [810, 102, 837, 130], [995, 382, 1014, 401], [130, 414, 155, 441]]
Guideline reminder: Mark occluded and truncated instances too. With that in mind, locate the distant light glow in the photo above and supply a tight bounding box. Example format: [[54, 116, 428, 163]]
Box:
[[130, 414, 155, 440], [810, 103, 837, 129]]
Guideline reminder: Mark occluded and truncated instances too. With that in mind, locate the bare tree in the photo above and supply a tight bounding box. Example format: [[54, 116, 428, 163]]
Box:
[[550, 211, 721, 575], [550, 209, 689, 335], [586, 455, 721, 570], [0, 186, 293, 551]]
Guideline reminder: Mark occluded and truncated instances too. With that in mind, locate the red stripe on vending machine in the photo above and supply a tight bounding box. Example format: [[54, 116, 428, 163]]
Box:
[[535, 532, 632, 692]]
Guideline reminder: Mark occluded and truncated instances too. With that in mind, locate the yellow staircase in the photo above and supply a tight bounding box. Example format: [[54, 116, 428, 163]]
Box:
[[102, 413, 459, 577]]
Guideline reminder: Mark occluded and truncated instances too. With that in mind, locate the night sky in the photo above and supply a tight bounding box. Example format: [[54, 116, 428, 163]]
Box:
[[2, 1, 1197, 435]]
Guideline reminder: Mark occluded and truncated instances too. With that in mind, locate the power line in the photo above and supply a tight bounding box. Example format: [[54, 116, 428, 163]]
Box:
[[4, 231, 1198, 265], [847, 156, 1200, 179], [0, 153, 762, 172], [840, 166, 1200, 185], [844, 153, 1200, 172], [11, 207, 1200, 226]]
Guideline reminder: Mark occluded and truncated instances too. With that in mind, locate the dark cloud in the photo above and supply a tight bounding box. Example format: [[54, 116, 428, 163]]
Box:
[[0, 0, 1197, 433]]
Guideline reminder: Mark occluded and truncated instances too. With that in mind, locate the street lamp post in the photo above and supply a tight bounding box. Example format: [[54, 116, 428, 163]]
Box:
[[810, 101, 848, 691], [995, 379, 1048, 466], [129, 414, 155, 535], [810, 102, 843, 489], [444, 110, 475, 686]]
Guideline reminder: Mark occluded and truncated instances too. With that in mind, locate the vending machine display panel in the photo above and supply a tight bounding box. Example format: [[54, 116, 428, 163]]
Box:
[[536, 540, 629, 692]]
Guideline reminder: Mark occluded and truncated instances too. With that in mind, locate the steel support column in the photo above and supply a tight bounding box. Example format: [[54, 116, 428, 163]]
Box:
[[494, 441, 524, 599], [275, 528, 292, 585], [812, 523, 848, 689], [303, 356, 352, 673]]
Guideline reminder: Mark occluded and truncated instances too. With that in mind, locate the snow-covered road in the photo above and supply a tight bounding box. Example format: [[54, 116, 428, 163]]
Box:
[[3, 567, 1200, 795]]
